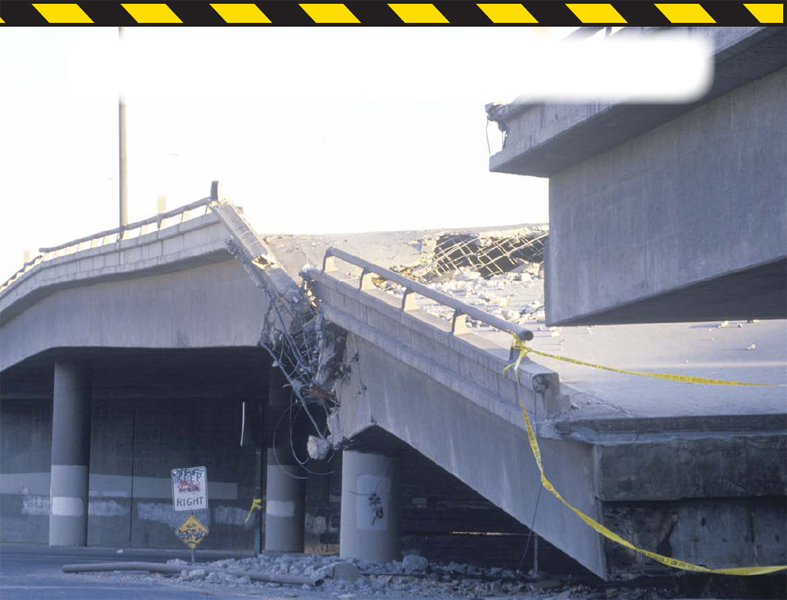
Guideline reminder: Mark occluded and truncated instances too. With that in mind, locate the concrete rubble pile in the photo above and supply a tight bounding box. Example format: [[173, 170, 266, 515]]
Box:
[[83, 553, 677, 599], [376, 227, 549, 328]]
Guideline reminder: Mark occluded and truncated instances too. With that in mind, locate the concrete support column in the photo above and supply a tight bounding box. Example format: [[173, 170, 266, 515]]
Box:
[[264, 448, 305, 552], [264, 367, 306, 553], [340, 451, 401, 563], [49, 361, 92, 546]]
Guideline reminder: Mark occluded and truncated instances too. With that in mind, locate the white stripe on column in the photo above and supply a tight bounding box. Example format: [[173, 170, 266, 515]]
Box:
[[51, 496, 84, 517], [266, 500, 295, 517]]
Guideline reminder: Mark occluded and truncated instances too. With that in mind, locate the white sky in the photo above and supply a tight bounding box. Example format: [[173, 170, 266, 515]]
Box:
[[0, 27, 711, 282], [0, 27, 557, 282]]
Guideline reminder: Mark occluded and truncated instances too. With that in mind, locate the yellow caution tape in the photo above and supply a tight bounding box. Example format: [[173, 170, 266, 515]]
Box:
[[505, 336, 787, 576], [244, 498, 263, 524], [511, 336, 776, 387]]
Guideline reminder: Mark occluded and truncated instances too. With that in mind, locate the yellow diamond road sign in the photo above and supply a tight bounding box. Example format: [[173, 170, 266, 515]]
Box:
[[174, 515, 209, 549]]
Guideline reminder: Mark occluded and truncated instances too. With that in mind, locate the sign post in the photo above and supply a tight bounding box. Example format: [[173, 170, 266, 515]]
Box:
[[171, 467, 209, 563]]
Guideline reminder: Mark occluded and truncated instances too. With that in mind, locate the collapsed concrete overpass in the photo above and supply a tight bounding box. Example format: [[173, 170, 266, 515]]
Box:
[[1, 186, 784, 580]]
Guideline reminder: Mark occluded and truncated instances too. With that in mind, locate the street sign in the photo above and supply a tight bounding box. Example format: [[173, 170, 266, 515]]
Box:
[[174, 515, 209, 549], [171, 466, 208, 512]]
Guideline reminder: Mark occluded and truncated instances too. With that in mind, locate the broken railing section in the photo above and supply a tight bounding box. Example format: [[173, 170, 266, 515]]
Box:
[[211, 196, 347, 441], [322, 247, 535, 343]]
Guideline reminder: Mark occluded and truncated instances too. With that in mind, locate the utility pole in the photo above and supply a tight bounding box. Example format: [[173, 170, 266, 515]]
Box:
[[118, 27, 128, 230]]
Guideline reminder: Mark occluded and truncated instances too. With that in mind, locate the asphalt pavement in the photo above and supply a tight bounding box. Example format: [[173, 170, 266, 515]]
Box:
[[0, 543, 257, 600]]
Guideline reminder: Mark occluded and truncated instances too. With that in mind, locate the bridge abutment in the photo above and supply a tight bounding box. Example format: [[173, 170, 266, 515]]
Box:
[[49, 360, 91, 546], [340, 450, 401, 563]]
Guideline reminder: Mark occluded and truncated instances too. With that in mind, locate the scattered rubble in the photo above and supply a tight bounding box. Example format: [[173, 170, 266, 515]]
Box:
[[381, 268, 546, 329], [403, 554, 429, 573], [78, 552, 693, 599], [371, 228, 549, 330], [409, 230, 548, 281]]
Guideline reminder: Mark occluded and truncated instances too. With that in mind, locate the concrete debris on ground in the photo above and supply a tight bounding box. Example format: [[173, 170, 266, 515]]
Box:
[[81, 552, 681, 599], [379, 267, 546, 328]]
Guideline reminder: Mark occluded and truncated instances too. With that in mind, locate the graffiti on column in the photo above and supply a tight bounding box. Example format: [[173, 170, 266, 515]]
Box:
[[368, 491, 385, 525], [356, 475, 390, 531]]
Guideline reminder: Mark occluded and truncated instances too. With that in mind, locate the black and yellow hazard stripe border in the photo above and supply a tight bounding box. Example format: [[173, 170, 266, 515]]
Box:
[[0, 2, 783, 26]]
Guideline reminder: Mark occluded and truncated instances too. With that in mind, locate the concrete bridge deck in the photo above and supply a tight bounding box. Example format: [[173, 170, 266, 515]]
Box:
[[522, 320, 787, 422]]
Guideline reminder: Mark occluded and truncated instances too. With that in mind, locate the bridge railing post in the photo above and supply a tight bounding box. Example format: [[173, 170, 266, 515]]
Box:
[[359, 268, 376, 291], [401, 289, 417, 311], [451, 310, 469, 335], [323, 255, 337, 273]]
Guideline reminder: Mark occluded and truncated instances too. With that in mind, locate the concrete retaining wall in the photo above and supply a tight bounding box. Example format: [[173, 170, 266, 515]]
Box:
[[0, 399, 53, 543], [0, 396, 262, 550]]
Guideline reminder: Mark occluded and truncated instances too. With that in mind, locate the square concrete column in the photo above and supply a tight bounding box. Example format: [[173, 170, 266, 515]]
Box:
[[340, 450, 401, 563], [49, 360, 92, 546]]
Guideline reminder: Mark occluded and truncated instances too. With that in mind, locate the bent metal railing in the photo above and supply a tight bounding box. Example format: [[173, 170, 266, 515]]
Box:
[[0, 195, 215, 296], [322, 246, 534, 342]]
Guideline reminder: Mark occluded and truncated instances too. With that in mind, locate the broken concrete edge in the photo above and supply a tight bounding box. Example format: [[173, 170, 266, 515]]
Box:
[[325, 416, 375, 451], [318, 300, 552, 432], [490, 29, 787, 179], [61, 561, 324, 586], [211, 202, 302, 305], [485, 27, 761, 125], [486, 27, 777, 144], [309, 269, 566, 424]]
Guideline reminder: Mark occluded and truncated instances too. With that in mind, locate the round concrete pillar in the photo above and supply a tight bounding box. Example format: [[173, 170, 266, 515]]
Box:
[[264, 448, 305, 553], [340, 450, 401, 563], [49, 361, 91, 546]]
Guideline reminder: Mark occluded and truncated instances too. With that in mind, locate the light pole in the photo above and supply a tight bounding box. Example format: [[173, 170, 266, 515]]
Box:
[[118, 27, 128, 230]]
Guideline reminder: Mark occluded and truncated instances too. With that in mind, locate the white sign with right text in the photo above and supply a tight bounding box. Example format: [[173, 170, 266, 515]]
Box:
[[171, 466, 208, 512]]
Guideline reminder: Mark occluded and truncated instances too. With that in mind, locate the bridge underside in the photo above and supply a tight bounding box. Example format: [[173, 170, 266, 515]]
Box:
[[0, 347, 590, 572], [0, 347, 268, 549]]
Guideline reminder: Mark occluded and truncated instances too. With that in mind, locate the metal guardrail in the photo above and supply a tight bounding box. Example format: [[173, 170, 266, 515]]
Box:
[[39, 196, 213, 253], [322, 247, 534, 342], [0, 196, 215, 296]]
